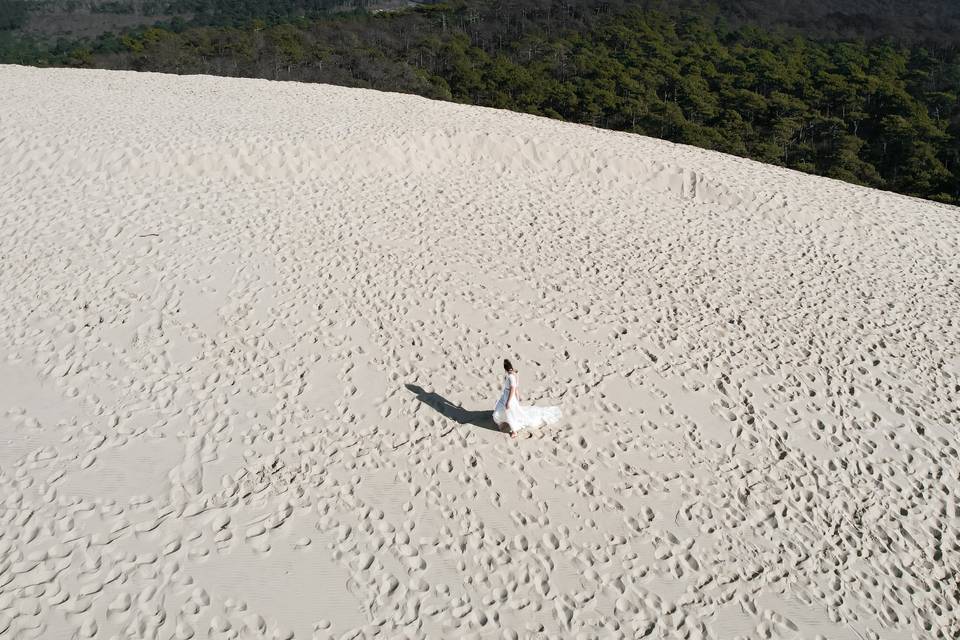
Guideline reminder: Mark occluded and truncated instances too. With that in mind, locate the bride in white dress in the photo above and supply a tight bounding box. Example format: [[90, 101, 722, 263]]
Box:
[[493, 359, 562, 437]]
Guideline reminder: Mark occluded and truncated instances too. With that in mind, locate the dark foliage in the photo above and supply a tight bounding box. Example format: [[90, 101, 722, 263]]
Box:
[[0, 0, 28, 31]]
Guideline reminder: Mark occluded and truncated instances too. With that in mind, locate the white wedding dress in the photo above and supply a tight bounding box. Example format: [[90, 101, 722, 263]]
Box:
[[493, 372, 562, 432]]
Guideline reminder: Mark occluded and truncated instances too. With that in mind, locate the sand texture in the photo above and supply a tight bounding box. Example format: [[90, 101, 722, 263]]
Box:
[[1, 65, 958, 640]]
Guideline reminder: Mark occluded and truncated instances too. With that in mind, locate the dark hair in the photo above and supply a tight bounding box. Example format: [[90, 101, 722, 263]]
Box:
[[503, 359, 513, 372]]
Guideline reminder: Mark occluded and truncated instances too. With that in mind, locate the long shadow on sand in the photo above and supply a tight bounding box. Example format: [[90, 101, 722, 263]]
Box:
[[405, 384, 502, 432]]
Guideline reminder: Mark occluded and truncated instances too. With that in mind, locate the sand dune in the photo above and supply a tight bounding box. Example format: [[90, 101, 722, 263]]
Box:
[[0, 65, 958, 640]]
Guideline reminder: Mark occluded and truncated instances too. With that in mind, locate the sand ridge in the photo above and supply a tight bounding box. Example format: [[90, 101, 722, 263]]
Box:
[[0, 65, 958, 639]]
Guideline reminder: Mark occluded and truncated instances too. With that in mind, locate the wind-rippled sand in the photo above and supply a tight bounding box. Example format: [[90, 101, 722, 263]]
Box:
[[1, 65, 958, 640]]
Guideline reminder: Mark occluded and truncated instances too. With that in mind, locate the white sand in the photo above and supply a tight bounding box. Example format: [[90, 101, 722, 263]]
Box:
[[0, 65, 958, 640]]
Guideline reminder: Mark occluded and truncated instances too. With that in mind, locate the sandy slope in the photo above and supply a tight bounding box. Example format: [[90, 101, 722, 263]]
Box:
[[0, 65, 958, 640]]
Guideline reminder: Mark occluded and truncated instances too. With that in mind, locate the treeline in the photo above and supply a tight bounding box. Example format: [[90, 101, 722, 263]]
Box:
[[2, 2, 958, 203], [7, 0, 960, 45]]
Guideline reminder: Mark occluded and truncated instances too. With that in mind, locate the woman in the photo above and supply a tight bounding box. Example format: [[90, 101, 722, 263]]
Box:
[[493, 359, 562, 438]]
